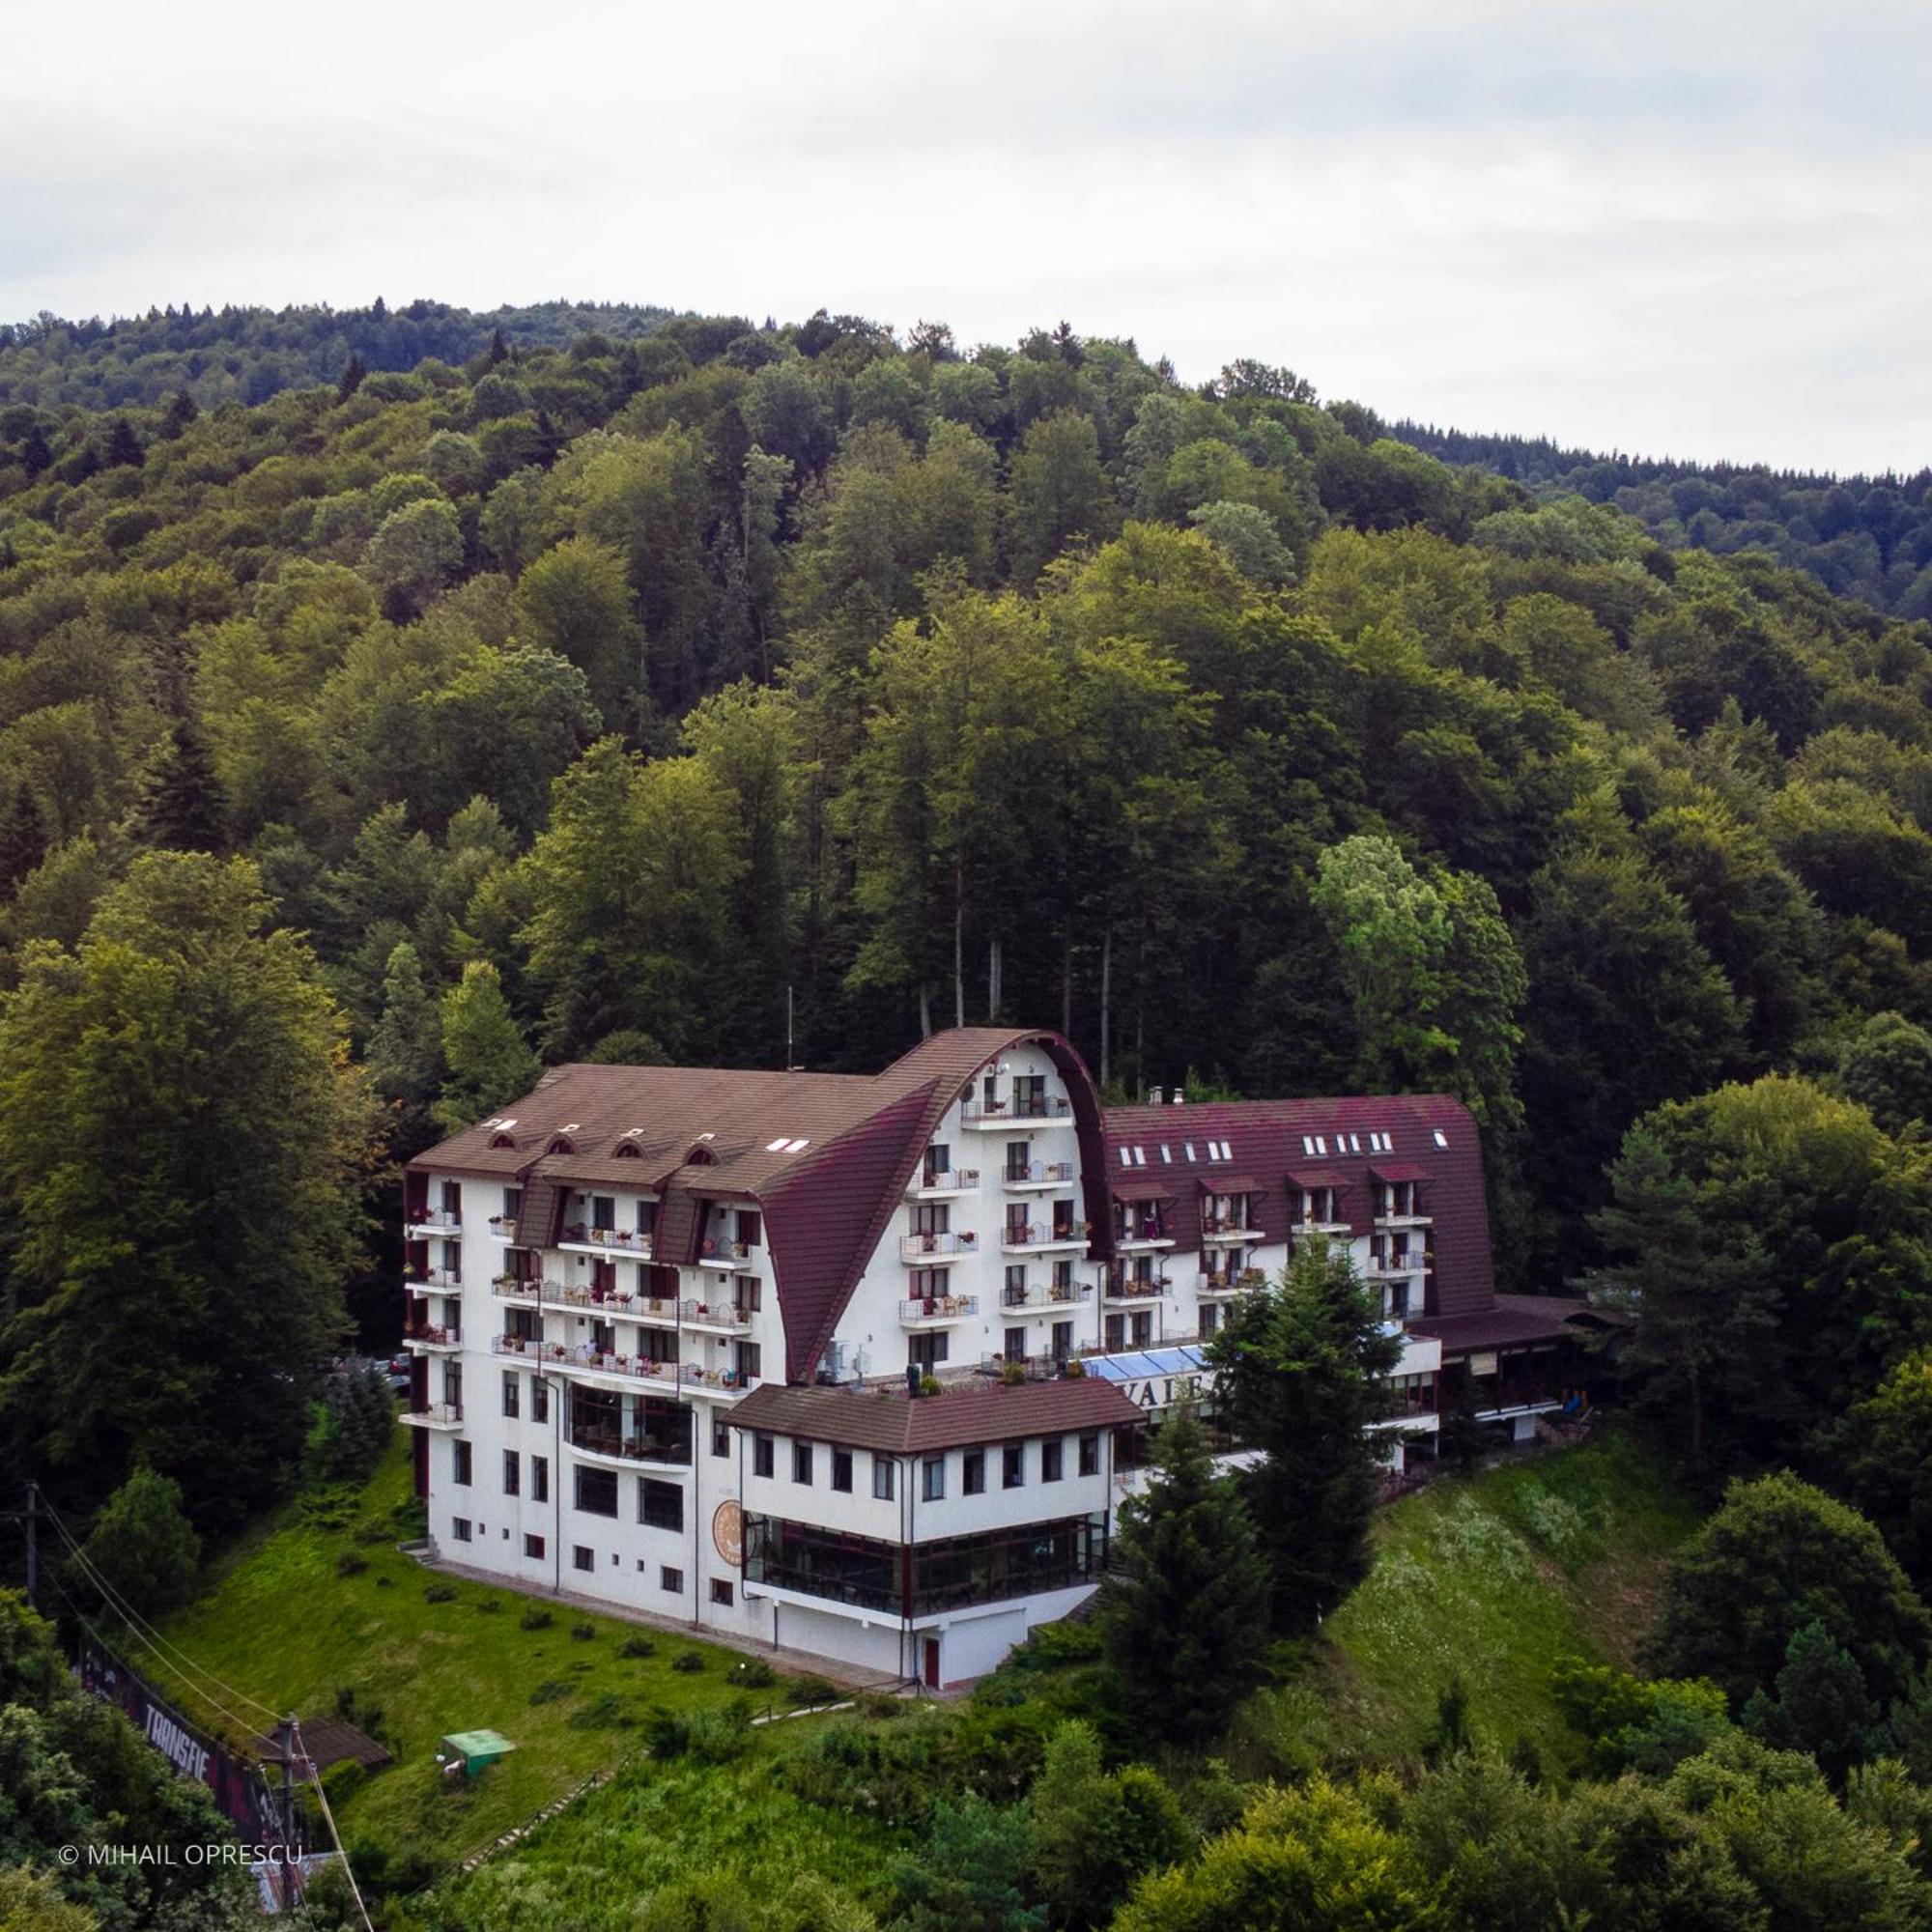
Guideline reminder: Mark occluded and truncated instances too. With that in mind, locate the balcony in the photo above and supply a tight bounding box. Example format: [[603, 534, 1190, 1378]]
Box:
[[1003, 1159, 1074, 1192], [900, 1231, 980, 1264], [1115, 1223, 1176, 1252], [405, 1208, 462, 1236], [685, 1300, 753, 1335], [403, 1323, 462, 1353], [405, 1265, 463, 1293], [1292, 1214, 1351, 1237], [558, 1225, 654, 1261], [491, 1334, 542, 1361], [1106, 1273, 1171, 1304], [492, 1274, 540, 1302], [1001, 1282, 1091, 1312], [1201, 1216, 1264, 1246], [906, 1167, 980, 1200], [899, 1293, 980, 1328], [1364, 1250, 1428, 1278], [402, 1402, 464, 1430], [1001, 1222, 1090, 1254], [675, 1364, 760, 1400], [1200, 1266, 1267, 1297], [1377, 1210, 1433, 1230], [552, 1347, 686, 1390], [568, 1428, 694, 1470], [485, 1216, 519, 1242], [697, 1237, 752, 1270], [961, 1094, 1072, 1130]]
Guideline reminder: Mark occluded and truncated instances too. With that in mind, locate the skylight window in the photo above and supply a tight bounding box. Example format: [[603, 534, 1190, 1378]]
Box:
[[1433, 1128, 1449, 1149], [1159, 1145, 1172, 1162], [1133, 1146, 1148, 1166], [1301, 1136, 1315, 1156], [1119, 1148, 1133, 1168], [766, 1137, 792, 1151], [1313, 1135, 1327, 1155], [1183, 1143, 1197, 1161]]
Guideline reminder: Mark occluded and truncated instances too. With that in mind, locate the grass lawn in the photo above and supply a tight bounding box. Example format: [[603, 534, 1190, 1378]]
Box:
[[1311, 1429, 1700, 1770], [434, 1725, 907, 1932], [160, 1433, 771, 1871]]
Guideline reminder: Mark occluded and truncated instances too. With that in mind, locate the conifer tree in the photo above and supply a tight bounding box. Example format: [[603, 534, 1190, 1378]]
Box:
[[1209, 1238, 1404, 1632], [1099, 1397, 1268, 1746], [140, 717, 228, 852], [102, 417, 143, 469], [433, 960, 541, 1134], [337, 353, 367, 402], [0, 781, 47, 895]]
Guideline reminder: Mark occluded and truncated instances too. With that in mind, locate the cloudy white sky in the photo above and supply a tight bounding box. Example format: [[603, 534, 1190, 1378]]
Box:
[[6, 0, 1928, 473]]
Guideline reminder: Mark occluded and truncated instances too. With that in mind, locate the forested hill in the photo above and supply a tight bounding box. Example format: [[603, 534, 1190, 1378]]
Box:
[[0, 299, 681, 411], [2, 308, 1932, 1303], [1393, 417, 1932, 619]]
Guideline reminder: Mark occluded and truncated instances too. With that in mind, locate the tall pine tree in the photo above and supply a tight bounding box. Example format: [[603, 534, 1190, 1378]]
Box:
[[1209, 1238, 1403, 1632], [1099, 1397, 1268, 1746]]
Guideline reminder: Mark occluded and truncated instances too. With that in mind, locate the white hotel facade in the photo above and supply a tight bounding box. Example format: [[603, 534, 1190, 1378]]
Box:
[[404, 1027, 1577, 1686]]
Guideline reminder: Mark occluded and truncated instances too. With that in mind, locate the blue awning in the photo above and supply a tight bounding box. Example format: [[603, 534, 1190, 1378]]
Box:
[[1083, 1345, 1210, 1384]]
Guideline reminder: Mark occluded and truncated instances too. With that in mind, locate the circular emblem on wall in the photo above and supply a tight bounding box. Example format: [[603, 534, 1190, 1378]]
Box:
[[712, 1498, 743, 1568]]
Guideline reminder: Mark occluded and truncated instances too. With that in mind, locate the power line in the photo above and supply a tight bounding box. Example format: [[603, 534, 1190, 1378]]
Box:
[[298, 1722, 375, 1932], [38, 1498, 284, 1727], [36, 1567, 273, 1752]]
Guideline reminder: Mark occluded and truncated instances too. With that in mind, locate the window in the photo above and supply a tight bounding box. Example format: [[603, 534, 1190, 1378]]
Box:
[[793, 1442, 813, 1485], [1050, 1321, 1073, 1363], [440, 1179, 462, 1216], [530, 1378, 549, 1424], [531, 1456, 549, 1503], [1433, 1128, 1450, 1149], [661, 1566, 684, 1593], [872, 1455, 895, 1500], [832, 1448, 853, 1493], [1201, 1302, 1220, 1339], [502, 1451, 520, 1496], [1003, 1444, 1025, 1489], [735, 1340, 762, 1382], [753, 1434, 775, 1478], [525, 1533, 545, 1560], [713, 1416, 731, 1459], [1041, 1439, 1064, 1483], [503, 1184, 524, 1220], [452, 1440, 472, 1486], [502, 1372, 520, 1419], [908, 1331, 949, 1371], [573, 1545, 594, 1573], [737, 1209, 761, 1248], [1078, 1432, 1099, 1477], [962, 1450, 985, 1494], [734, 1272, 763, 1312], [639, 1478, 683, 1532], [922, 1457, 946, 1501], [1004, 1326, 1026, 1363], [451, 1517, 471, 1542], [574, 1466, 619, 1518], [710, 1579, 734, 1607], [591, 1194, 615, 1232]]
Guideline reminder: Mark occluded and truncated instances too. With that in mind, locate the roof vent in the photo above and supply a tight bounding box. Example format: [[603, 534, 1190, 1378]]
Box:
[[1148, 1087, 1163, 1105], [1171, 1091, 1185, 1106]]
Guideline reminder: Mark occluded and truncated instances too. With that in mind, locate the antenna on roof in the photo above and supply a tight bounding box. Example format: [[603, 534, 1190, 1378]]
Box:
[[786, 984, 799, 1072]]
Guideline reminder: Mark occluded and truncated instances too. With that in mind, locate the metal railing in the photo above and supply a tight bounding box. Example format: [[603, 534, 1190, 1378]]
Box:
[[899, 1294, 980, 1324], [900, 1231, 979, 1261]]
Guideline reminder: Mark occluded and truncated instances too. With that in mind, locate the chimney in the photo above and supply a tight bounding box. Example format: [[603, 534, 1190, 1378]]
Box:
[[1147, 1086, 1163, 1106], [1172, 1090, 1185, 1105]]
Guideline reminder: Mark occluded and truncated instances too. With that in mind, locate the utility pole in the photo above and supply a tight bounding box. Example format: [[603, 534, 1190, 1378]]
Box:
[[23, 1481, 36, 1610], [272, 1718, 298, 1853]]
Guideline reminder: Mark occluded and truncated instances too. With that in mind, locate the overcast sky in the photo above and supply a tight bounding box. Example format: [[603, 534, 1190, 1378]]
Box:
[[6, 0, 1927, 474]]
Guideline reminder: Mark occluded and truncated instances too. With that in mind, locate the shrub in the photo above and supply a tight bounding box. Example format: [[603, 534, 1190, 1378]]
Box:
[[423, 1582, 455, 1604], [857, 1689, 905, 1720], [335, 1549, 368, 1578], [786, 1674, 839, 1707], [569, 1620, 596, 1641], [568, 1692, 633, 1730], [520, 1606, 554, 1632], [474, 1597, 501, 1613], [670, 1650, 705, 1674], [729, 1658, 777, 1690], [528, 1679, 571, 1706], [77, 1468, 201, 1618], [321, 1758, 365, 1804], [619, 1634, 656, 1659]]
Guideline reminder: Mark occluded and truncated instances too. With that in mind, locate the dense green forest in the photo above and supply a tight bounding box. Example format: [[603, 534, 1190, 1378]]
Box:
[[1394, 417, 1932, 619], [0, 301, 680, 412], [6, 302, 1932, 1511]]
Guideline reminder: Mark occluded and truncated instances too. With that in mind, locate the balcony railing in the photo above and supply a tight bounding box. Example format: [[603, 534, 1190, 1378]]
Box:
[[1004, 1159, 1074, 1187], [1201, 1217, 1263, 1242], [900, 1231, 979, 1262], [908, 1167, 980, 1196], [1116, 1222, 1174, 1246], [962, 1094, 1072, 1125], [492, 1274, 540, 1301], [404, 1401, 463, 1427], [551, 1345, 684, 1384], [685, 1301, 753, 1332], [1001, 1280, 1088, 1310], [559, 1224, 654, 1257], [899, 1293, 980, 1326], [698, 1237, 751, 1265], [569, 1428, 694, 1467], [406, 1265, 463, 1292], [407, 1208, 462, 1233], [1002, 1222, 1088, 1251], [404, 1322, 461, 1349], [1365, 1251, 1427, 1277], [486, 1215, 520, 1241], [1106, 1274, 1171, 1301], [492, 1334, 541, 1359]]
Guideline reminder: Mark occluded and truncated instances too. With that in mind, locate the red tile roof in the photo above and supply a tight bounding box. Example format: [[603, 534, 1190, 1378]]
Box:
[[729, 1376, 1143, 1454], [1101, 1093, 1495, 1318]]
